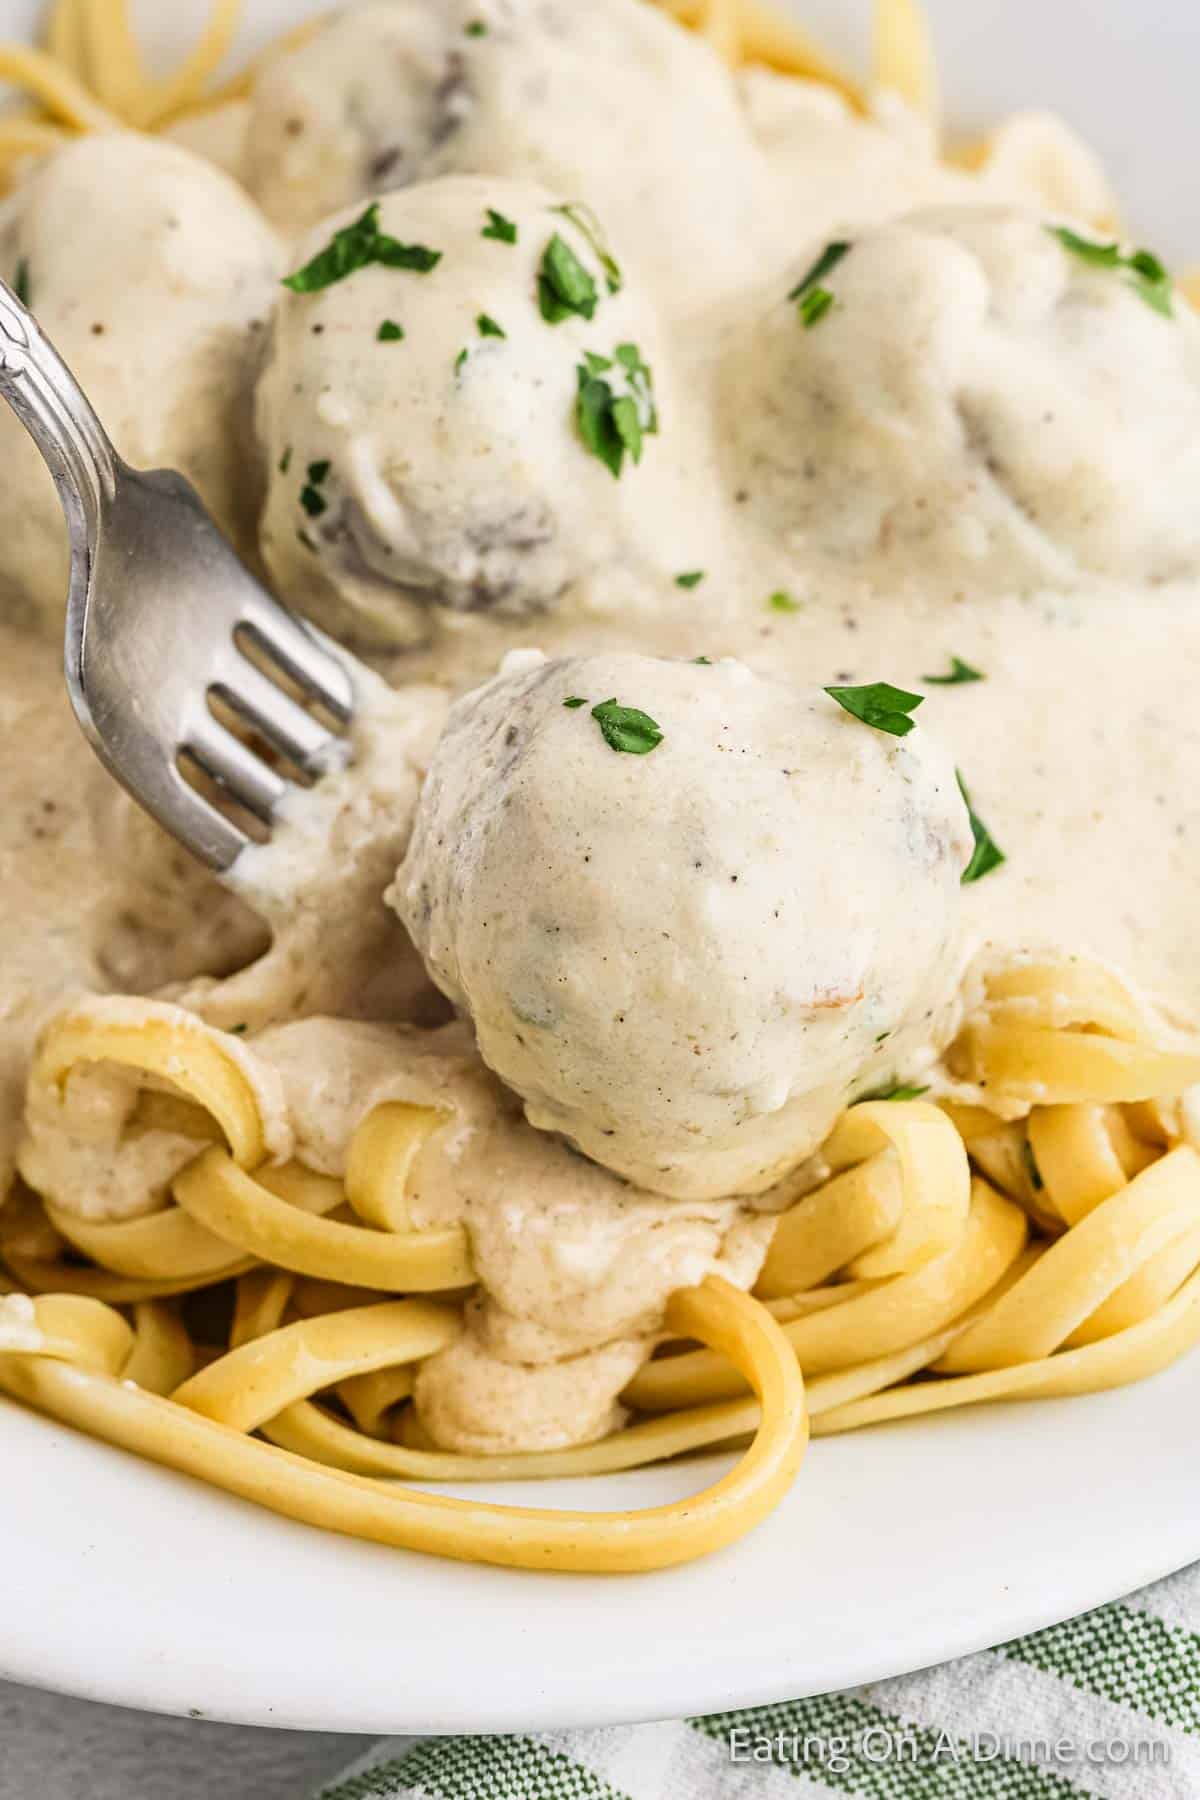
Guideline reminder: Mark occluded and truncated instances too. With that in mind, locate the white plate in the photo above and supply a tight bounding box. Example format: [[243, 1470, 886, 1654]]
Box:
[[3, 0, 1199, 1735]]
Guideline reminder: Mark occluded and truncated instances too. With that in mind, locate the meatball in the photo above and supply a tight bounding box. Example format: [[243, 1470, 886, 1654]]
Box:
[[0, 133, 282, 634], [725, 205, 1200, 593], [255, 176, 669, 649], [243, 0, 776, 308], [391, 650, 973, 1200]]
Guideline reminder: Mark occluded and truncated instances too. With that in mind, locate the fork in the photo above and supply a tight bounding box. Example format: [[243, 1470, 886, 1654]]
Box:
[[0, 278, 356, 871]]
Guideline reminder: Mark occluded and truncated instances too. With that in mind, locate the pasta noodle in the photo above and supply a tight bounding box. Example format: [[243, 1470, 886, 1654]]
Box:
[[2, 0, 1200, 1577]]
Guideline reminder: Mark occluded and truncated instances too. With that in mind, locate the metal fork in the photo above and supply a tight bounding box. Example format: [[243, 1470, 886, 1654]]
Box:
[[0, 279, 356, 871]]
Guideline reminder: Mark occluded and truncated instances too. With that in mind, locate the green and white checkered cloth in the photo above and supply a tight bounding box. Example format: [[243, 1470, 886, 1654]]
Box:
[[310, 1561, 1200, 1800]]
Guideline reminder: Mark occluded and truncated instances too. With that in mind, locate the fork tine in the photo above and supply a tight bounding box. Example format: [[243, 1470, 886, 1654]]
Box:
[[210, 658, 342, 777], [238, 602, 355, 723], [184, 715, 291, 823]]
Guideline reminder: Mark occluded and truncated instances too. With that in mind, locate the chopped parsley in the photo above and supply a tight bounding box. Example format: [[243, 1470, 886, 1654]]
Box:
[[552, 202, 622, 296], [476, 312, 506, 338], [957, 771, 1005, 884], [482, 208, 518, 245], [283, 202, 441, 293], [789, 240, 849, 326], [859, 1081, 930, 1103], [464, 18, 487, 35], [229, 1023, 248, 1036], [825, 682, 923, 737], [299, 458, 331, 518], [768, 590, 801, 613], [278, 446, 293, 475], [693, 655, 712, 665], [1047, 225, 1174, 318], [1023, 1139, 1044, 1192], [788, 239, 851, 303], [454, 347, 469, 376], [924, 656, 984, 686], [675, 571, 706, 589], [13, 258, 30, 306], [377, 319, 405, 342], [562, 696, 587, 709], [797, 287, 835, 329], [538, 233, 598, 323], [590, 697, 663, 755], [575, 343, 658, 479]]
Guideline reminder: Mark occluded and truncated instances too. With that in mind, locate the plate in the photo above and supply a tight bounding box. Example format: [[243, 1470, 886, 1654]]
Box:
[[2, 0, 1198, 1735]]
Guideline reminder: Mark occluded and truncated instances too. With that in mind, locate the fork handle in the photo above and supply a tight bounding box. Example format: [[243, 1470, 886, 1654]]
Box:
[[0, 276, 118, 629]]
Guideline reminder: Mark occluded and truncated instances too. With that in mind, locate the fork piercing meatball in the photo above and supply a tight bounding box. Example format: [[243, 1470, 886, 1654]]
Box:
[[392, 650, 973, 1200]]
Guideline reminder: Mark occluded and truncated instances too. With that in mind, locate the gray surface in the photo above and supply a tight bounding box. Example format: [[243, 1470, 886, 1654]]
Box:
[[0, 1680, 361, 1800]]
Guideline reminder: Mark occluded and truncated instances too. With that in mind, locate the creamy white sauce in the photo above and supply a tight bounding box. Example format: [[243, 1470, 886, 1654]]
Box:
[[0, 0, 1196, 1452]]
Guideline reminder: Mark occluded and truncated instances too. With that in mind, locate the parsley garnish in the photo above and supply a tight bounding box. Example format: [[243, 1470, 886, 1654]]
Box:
[[377, 319, 405, 341], [230, 1023, 248, 1036], [562, 696, 587, 709], [957, 771, 1005, 884], [676, 571, 705, 589], [693, 655, 713, 665], [575, 343, 658, 478], [825, 681, 924, 737], [465, 18, 487, 34], [788, 240, 851, 303], [768, 590, 801, 613], [483, 208, 518, 245], [590, 698, 663, 755], [1047, 225, 1174, 318], [552, 202, 622, 296], [798, 287, 835, 329], [300, 459, 331, 517], [539, 233, 598, 323], [476, 312, 506, 338], [924, 656, 984, 686], [13, 258, 31, 306], [278, 446, 293, 475], [454, 347, 469, 376], [283, 202, 441, 293], [859, 1081, 930, 1103]]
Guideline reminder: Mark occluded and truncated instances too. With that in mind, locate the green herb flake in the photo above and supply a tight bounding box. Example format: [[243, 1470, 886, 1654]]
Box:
[[552, 201, 623, 295], [693, 655, 713, 665], [538, 232, 598, 323], [788, 239, 851, 303], [675, 571, 706, 589], [283, 202, 441, 294], [464, 18, 487, 35], [768, 590, 801, 613], [957, 770, 1006, 884], [13, 258, 31, 306], [574, 344, 658, 479], [798, 286, 835, 329], [562, 696, 587, 709], [1047, 225, 1174, 318], [230, 1023, 248, 1036], [476, 312, 506, 339], [825, 681, 924, 738], [1023, 1139, 1044, 1192], [278, 447, 293, 475], [859, 1081, 930, 1103], [454, 347, 469, 376], [482, 208, 518, 245], [923, 656, 984, 686], [377, 319, 405, 342], [299, 458, 331, 517], [590, 697, 663, 756]]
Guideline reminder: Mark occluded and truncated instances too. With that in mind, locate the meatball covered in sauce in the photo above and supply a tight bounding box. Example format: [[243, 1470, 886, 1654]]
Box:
[[726, 205, 1200, 593], [244, 0, 776, 310], [392, 650, 973, 1200], [0, 133, 282, 633], [256, 176, 670, 650]]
